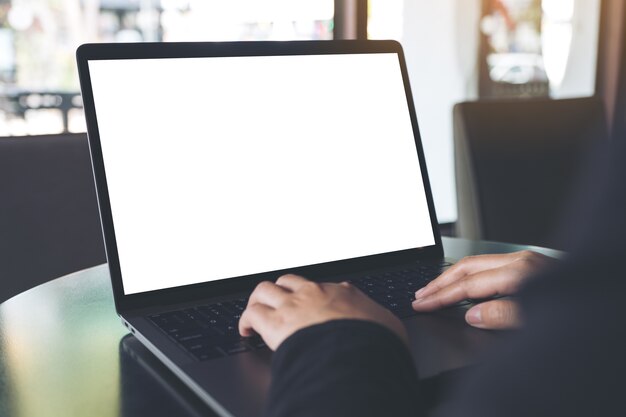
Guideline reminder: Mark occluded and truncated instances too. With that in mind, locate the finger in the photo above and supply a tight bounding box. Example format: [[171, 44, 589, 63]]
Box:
[[238, 303, 276, 337], [412, 264, 522, 311], [465, 299, 521, 330], [416, 251, 536, 299], [416, 253, 522, 299], [275, 274, 310, 292], [247, 281, 291, 309], [323, 281, 357, 293]]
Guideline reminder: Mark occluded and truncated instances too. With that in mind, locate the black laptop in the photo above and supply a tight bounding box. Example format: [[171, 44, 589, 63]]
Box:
[[77, 40, 491, 417]]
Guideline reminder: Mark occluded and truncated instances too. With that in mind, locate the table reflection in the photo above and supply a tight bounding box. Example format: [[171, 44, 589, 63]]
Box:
[[119, 335, 217, 417]]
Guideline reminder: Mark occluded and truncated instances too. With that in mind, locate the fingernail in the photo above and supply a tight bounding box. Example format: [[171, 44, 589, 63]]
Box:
[[415, 288, 426, 298], [466, 307, 482, 324]]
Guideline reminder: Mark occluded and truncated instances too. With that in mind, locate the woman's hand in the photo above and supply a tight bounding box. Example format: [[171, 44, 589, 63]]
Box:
[[412, 251, 553, 329], [239, 274, 407, 351]]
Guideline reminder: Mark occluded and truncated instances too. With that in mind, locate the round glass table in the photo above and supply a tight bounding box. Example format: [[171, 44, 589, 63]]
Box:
[[0, 237, 560, 417]]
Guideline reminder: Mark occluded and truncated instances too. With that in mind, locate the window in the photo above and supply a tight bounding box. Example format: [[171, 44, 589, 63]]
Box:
[[480, 0, 600, 98], [0, 0, 333, 136]]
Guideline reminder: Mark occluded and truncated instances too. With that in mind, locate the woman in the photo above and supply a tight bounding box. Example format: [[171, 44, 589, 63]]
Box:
[[239, 137, 625, 417]]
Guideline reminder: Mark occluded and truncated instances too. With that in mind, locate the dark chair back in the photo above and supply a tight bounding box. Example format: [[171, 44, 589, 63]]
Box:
[[453, 97, 608, 249], [0, 133, 105, 303]]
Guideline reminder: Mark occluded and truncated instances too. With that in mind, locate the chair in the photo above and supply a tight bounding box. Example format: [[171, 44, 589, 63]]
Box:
[[0, 133, 106, 303], [453, 97, 608, 249]]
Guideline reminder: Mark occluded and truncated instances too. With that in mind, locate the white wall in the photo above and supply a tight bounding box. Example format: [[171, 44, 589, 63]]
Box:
[[401, 0, 481, 223]]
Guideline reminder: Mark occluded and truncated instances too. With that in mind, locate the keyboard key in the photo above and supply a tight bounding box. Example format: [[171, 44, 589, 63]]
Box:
[[348, 260, 453, 318], [189, 346, 224, 361], [248, 337, 267, 349], [218, 340, 251, 355]]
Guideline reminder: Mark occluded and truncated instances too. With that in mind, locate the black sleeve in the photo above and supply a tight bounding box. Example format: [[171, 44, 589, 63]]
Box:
[[438, 261, 626, 417], [436, 135, 626, 417], [263, 319, 424, 417]]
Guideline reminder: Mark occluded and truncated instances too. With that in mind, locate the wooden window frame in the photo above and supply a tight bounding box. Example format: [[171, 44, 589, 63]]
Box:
[[334, 0, 368, 40]]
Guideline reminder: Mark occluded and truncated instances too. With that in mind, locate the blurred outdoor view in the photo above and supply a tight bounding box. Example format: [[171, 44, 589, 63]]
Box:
[[481, 0, 582, 98], [0, 0, 334, 136], [0, 0, 597, 137]]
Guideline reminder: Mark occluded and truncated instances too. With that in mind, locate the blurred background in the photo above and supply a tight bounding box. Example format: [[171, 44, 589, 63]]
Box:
[[0, 0, 616, 227]]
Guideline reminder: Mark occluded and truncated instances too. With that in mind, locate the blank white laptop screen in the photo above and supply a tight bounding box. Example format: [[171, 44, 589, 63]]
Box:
[[88, 52, 436, 295]]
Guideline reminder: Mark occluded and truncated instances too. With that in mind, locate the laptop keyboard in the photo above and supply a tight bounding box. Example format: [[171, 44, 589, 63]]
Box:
[[149, 298, 261, 361], [148, 260, 452, 361], [347, 260, 452, 318]]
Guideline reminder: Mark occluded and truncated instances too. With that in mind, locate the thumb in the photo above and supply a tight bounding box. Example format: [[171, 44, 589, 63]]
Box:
[[465, 299, 521, 330]]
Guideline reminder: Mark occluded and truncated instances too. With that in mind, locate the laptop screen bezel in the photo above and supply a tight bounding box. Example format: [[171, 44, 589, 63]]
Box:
[[76, 40, 444, 313]]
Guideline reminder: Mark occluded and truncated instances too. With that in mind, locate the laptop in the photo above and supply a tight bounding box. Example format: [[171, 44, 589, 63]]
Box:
[[77, 40, 495, 417]]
